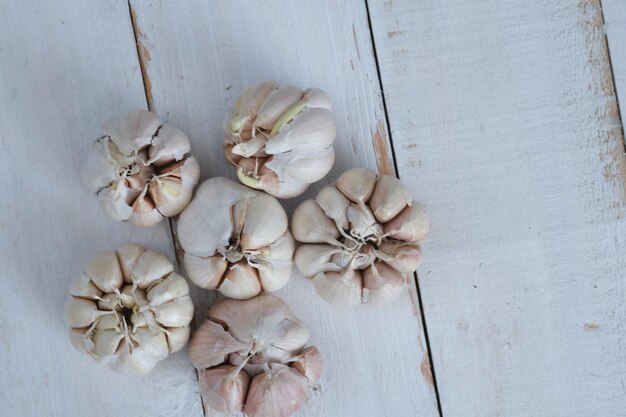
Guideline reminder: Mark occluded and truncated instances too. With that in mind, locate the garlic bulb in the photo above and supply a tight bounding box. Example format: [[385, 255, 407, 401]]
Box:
[[189, 294, 322, 417], [82, 110, 200, 227], [292, 168, 429, 306], [177, 177, 294, 299], [64, 244, 194, 374], [224, 81, 336, 198]]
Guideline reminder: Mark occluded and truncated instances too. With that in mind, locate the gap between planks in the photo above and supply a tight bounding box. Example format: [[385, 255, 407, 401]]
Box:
[[598, 0, 626, 147], [127, 2, 207, 416], [363, 0, 444, 415]]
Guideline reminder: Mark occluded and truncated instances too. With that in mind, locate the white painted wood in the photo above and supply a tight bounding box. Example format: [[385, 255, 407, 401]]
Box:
[[602, 0, 626, 127], [0, 2, 202, 416], [129, 1, 440, 416], [369, 1, 626, 416]]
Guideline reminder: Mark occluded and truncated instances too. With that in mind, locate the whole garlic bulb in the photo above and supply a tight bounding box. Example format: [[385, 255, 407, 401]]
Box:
[[292, 168, 429, 306], [82, 110, 200, 227], [189, 294, 322, 417], [64, 244, 194, 374], [177, 177, 294, 299], [224, 81, 336, 198]]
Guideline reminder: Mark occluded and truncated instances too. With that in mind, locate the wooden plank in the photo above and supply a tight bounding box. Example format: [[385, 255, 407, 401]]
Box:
[[0, 2, 202, 416], [368, 0, 626, 416], [602, 0, 626, 129], [128, 1, 440, 416]]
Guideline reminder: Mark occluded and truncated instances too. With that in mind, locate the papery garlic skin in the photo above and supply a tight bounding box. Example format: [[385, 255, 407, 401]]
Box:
[[224, 82, 336, 198], [177, 177, 294, 299], [292, 168, 429, 306], [82, 110, 200, 227], [64, 244, 194, 374], [189, 295, 322, 417]]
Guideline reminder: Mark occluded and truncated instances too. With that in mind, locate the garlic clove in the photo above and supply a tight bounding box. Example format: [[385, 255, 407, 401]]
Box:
[[254, 85, 303, 130], [146, 272, 190, 306], [70, 272, 103, 299], [303, 87, 332, 110], [347, 203, 383, 239], [101, 110, 162, 155], [96, 181, 134, 222], [209, 295, 297, 347], [254, 168, 310, 199], [291, 346, 323, 384], [245, 363, 309, 417], [131, 249, 175, 289], [294, 244, 343, 277], [147, 123, 190, 166], [64, 298, 102, 328], [264, 108, 336, 155], [312, 268, 363, 307], [315, 185, 350, 230], [369, 175, 412, 223], [229, 81, 275, 134], [150, 295, 194, 327], [241, 192, 288, 250], [362, 262, 406, 306], [283, 146, 335, 183], [98, 293, 120, 311], [81, 139, 119, 193], [383, 203, 430, 242], [218, 263, 261, 300], [231, 136, 268, 158], [114, 328, 169, 375], [263, 317, 311, 363], [116, 244, 146, 283], [199, 366, 250, 415], [189, 320, 249, 369], [95, 313, 120, 330], [130, 191, 164, 227], [291, 199, 340, 244], [183, 253, 227, 290], [149, 156, 200, 217], [165, 325, 190, 353], [84, 250, 123, 293], [92, 328, 124, 358], [336, 167, 378, 205], [378, 241, 422, 272], [178, 177, 255, 257], [255, 231, 294, 293]]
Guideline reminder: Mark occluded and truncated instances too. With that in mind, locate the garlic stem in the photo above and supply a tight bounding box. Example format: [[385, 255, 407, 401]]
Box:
[[269, 98, 307, 135]]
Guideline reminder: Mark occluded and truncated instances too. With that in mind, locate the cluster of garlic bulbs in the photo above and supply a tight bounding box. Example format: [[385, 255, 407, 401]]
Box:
[[189, 295, 322, 417], [177, 177, 294, 299], [224, 81, 336, 198], [64, 245, 194, 374], [292, 168, 429, 306], [82, 110, 200, 227]]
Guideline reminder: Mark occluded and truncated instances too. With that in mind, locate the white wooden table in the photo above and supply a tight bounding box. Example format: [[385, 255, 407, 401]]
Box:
[[2, 1, 625, 416]]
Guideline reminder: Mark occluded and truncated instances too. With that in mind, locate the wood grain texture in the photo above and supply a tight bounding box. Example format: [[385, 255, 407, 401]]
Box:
[[368, 0, 626, 416], [602, 0, 626, 131], [0, 2, 202, 416], [129, 1, 440, 416]]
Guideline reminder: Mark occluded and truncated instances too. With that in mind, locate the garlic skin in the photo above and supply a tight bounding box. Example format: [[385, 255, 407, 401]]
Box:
[[292, 168, 429, 306], [64, 245, 194, 374], [189, 295, 322, 417], [177, 177, 294, 299], [82, 110, 200, 227], [224, 82, 336, 198]]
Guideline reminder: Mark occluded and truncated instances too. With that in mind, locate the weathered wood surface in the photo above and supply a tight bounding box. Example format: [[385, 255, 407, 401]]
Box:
[[368, 0, 626, 416], [128, 0, 440, 416], [0, 2, 202, 417]]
